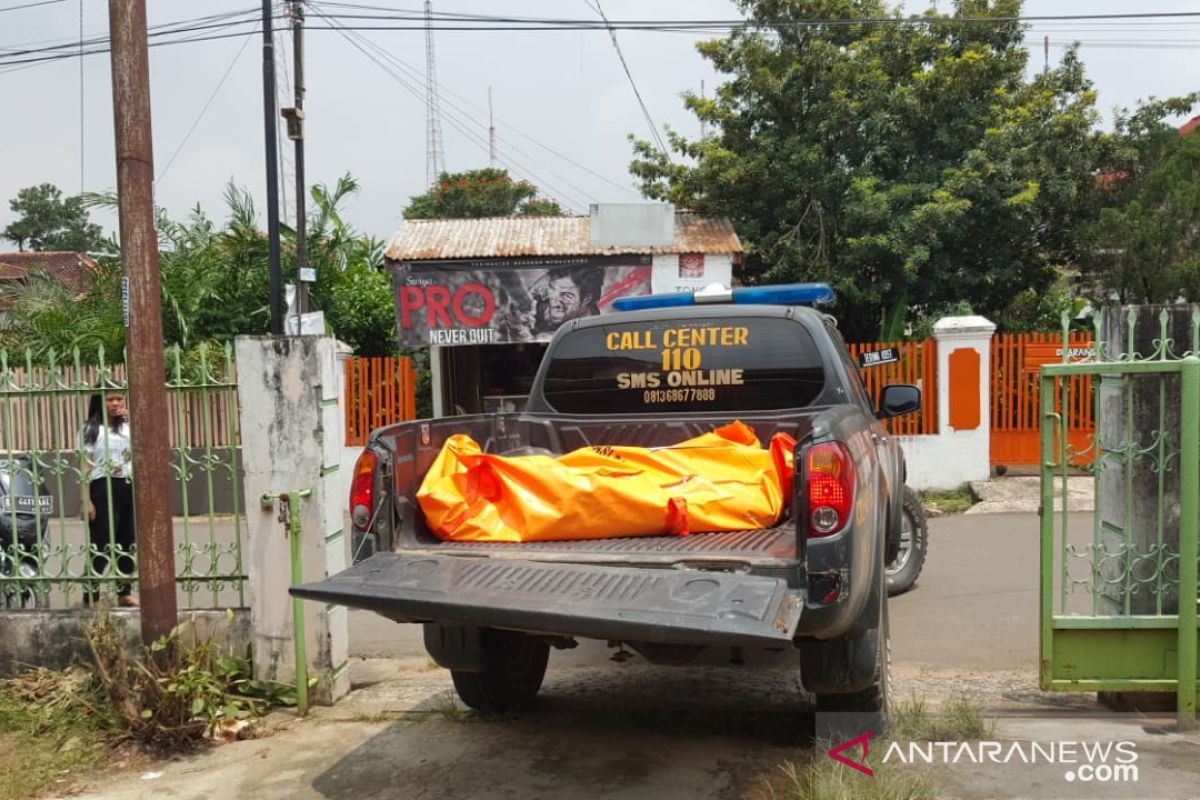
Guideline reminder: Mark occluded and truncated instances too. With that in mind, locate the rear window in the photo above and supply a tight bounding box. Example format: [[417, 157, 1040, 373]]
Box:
[[541, 317, 826, 414]]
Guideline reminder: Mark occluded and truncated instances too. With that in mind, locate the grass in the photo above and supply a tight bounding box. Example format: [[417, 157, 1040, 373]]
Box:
[[770, 756, 935, 800], [0, 669, 122, 800], [918, 485, 976, 515], [889, 694, 993, 742], [765, 695, 991, 800]]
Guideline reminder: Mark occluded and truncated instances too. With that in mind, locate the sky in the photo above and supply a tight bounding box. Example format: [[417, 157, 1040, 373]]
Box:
[[0, 0, 1197, 247]]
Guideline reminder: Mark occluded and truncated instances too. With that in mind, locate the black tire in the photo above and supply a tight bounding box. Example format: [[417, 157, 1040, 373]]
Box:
[[816, 592, 891, 724], [886, 487, 928, 596], [450, 628, 550, 714]]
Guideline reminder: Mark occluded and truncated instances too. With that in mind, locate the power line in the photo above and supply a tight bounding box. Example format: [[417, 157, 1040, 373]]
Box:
[[0, 0, 64, 13], [0, 19, 271, 72], [0, 8, 263, 57], [156, 23, 258, 186], [306, 1, 638, 199], [584, 0, 669, 157], [315, 6, 604, 209], [307, 4, 591, 211]]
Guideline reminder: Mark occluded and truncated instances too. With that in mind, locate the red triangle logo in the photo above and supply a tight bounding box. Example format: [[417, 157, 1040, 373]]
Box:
[[827, 731, 875, 777]]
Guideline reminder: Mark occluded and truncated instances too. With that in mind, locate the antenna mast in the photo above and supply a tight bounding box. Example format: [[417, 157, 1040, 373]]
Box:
[[424, 0, 445, 184], [488, 87, 496, 166]]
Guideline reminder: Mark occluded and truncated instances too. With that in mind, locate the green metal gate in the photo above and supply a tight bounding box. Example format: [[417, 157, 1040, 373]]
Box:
[[1040, 309, 1199, 729]]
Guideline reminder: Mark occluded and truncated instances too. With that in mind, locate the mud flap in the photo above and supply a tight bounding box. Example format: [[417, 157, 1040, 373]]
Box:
[[292, 553, 803, 648]]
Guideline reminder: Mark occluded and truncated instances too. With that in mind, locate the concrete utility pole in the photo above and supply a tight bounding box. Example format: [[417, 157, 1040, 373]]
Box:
[[262, 0, 283, 334], [283, 0, 311, 320], [106, 0, 177, 644]]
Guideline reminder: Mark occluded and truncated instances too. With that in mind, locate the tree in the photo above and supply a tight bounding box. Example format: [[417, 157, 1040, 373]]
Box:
[[1082, 129, 1200, 304], [3, 183, 108, 253], [0, 259, 124, 358], [403, 168, 563, 220], [629, 0, 1100, 340]]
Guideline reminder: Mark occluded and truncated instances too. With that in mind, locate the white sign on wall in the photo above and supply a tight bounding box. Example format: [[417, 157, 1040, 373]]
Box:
[[651, 253, 734, 294]]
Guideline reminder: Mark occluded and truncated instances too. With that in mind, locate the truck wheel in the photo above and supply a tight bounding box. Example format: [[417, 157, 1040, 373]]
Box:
[[816, 593, 890, 721], [450, 628, 549, 714], [886, 487, 928, 596]]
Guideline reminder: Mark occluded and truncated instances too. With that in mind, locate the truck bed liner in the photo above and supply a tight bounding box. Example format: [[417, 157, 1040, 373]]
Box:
[[416, 525, 798, 565]]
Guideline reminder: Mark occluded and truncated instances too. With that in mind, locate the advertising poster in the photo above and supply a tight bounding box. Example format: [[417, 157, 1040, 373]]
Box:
[[390, 255, 652, 347]]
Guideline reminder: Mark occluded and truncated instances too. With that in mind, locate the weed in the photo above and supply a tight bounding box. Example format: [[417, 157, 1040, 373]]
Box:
[[0, 668, 121, 800], [765, 695, 990, 800], [889, 694, 993, 742], [428, 691, 473, 722], [918, 485, 975, 515], [85, 610, 313, 752], [772, 756, 935, 800]]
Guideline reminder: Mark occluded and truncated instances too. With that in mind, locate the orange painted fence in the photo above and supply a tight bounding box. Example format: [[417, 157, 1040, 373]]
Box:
[[990, 333, 1095, 468], [845, 340, 939, 436], [344, 357, 418, 447]]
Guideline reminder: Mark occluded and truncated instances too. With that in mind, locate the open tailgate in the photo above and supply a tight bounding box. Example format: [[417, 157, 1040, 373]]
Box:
[[292, 553, 803, 647]]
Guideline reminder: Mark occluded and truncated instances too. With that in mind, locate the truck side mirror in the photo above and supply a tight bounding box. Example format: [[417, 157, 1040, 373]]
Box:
[[877, 384, 920, 419]]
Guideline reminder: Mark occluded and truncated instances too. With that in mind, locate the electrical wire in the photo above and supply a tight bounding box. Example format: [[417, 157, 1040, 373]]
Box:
[[307, 4, 590, 211], [156, 23, 259, 186], [0, 0, 64, 13], [307, 0, 638, 199], [584, 0, 669, 157], [312, 4, 603, 207]]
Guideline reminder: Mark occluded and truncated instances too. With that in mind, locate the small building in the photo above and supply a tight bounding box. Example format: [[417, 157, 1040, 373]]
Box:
[[0, 250, 100, 302], [384, 204, 742, 417]]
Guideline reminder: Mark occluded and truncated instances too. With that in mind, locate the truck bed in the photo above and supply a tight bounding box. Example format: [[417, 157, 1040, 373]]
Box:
[[374, 411, 814, 574], [412, 525, 798, 568]]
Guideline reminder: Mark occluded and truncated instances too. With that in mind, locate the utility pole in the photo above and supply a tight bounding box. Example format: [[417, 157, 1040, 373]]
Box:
[[282, 0, 311, 322], [262, 0, 283, 334], [106, 0, 177, 644]]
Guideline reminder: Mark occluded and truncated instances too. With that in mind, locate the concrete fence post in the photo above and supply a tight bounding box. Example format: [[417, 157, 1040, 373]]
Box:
[[899, 315, 996, 489], [235, 335, 350, 705]]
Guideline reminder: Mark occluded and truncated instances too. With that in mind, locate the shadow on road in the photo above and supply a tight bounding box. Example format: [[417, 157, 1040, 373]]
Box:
[[312, 661, 818, 800]]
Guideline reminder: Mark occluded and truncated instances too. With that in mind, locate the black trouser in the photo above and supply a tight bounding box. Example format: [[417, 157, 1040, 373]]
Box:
[[88, 477, 136, 599]]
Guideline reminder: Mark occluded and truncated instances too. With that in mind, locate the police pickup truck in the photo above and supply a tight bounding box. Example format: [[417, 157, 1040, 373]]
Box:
[[294, 283, 921, 721]]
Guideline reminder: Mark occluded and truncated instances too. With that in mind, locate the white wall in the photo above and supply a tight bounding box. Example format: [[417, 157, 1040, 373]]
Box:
[[651, 253, 733, 294]]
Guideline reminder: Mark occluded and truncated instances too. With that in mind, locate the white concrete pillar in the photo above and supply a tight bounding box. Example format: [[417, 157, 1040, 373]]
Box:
[[898, 316, 996, 490], [235, 335, 350, 705]]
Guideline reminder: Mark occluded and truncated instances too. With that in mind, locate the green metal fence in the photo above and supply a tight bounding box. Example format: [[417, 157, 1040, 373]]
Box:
[[0, 345, 245, 610], [1040, 308, 1199, 729]]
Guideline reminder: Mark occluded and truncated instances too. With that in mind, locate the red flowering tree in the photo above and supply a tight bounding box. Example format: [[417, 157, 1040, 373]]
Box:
[[403, 168, 563, 220]]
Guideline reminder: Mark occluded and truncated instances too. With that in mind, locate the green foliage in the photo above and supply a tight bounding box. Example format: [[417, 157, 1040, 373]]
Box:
[[1080, 120, 1200, 304], [917, 485, 976, 515], [86, 611, 307, 752], [303, 174, 397, 357], [2, 183, 109, 253], [629, 0, 1101, 340], [404, 168, 563, 220], [0, 260, 125, 358]]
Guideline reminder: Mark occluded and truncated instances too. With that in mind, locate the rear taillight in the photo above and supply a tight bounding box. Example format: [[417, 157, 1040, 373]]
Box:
[[805, 442, 854, 537], [350, 449, 377, 531]]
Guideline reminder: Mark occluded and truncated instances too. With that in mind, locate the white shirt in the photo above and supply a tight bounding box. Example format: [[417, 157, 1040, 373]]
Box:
[[79, 422, 133, 482]]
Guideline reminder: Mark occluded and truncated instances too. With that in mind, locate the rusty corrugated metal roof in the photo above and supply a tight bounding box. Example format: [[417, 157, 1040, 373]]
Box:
[[385, 213, 741, 261]]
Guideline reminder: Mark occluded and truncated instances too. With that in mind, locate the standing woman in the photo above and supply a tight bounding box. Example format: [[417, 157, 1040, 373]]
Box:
[[80, 393, 138, 607]]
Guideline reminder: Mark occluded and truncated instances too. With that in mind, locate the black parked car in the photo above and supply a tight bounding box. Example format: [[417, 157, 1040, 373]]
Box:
[[0, 456, 53, 609]]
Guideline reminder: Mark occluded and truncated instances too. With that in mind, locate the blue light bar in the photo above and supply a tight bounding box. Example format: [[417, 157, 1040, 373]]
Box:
[[613, 282, 834, 312]]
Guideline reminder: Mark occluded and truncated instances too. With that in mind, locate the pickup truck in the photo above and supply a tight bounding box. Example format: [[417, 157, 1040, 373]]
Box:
[[294, 284, 920, 722]]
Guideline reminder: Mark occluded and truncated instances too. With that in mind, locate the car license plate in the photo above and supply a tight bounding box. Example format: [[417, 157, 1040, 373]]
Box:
[[0, 495, 54, 515]]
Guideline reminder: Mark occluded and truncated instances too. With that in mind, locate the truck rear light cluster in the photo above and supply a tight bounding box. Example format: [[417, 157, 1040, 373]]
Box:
[[805, 442, 854, 537], [350, 449, 377, 531]]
